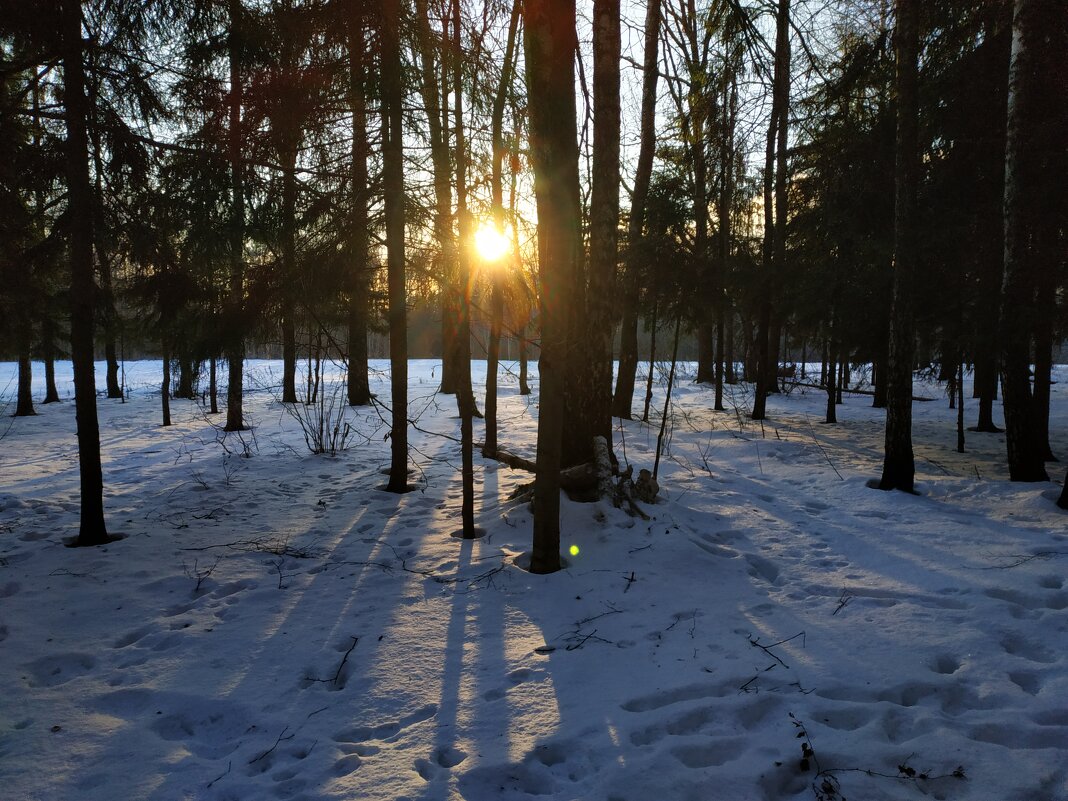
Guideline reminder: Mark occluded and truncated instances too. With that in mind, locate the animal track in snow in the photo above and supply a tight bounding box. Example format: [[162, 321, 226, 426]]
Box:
[[931, 654, 961, 675], [482, 667, 544, 701], [1000, 633, 1056, 664], [669, 737, 746, 768], [743, 553, 781, 586], [414, 746, 468, 781], [113, 626, 154, 648], [687, 531, 738, 558], [332, 703, 438, 746], [1009, 670, 1042, 695], [24, 652, 96, 687], [620, 680, 737, 713]]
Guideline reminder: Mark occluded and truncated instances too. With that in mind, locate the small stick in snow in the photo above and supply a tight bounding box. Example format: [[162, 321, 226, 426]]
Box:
[[248, 726, 293, 765], [747, 631, 805, 669], [206, 760, 231, 788], [832, 589, 853, 615], [306, 637, 359, 687], [623, 571, 637, 593]]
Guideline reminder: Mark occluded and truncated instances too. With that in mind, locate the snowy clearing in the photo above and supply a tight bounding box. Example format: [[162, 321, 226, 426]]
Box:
[[1, 359, 1066, 801]]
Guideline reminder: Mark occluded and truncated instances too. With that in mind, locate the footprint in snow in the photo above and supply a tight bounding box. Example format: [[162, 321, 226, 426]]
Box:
[[332, 704, 438, 746], [482, 668, 543, 701], [24, 653, 96, 687], [415, 746, 468, 780]]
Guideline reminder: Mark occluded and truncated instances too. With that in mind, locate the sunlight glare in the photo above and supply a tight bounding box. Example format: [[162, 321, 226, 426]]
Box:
[[474, 222, 509, 263]]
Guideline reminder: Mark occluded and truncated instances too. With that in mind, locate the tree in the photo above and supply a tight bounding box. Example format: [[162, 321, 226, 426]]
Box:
[[224, 0, 249, 432], [999, 0, 1065, 482], [612, 0, 661, 420], [60, 0, 110, 544], [0, 52, 39, 418], [878, 0, 919, 492], [524, 0, 582, 573], [346, 0, 372, 407], [752, 0, 791, 421], [482, 0, 522, 458], [382, 0, 410, 493], [558, 0, 618, 468]]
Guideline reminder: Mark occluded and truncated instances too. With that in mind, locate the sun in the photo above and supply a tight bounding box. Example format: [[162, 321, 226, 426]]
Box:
[[473, 222, 509, 263]]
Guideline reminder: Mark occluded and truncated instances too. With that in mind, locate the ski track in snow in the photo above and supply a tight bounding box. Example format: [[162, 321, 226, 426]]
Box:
[[0, 359, 1066, 801]]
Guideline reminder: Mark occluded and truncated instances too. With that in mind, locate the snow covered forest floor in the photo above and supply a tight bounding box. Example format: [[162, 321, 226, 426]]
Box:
[[1, 359, 1066, 801]]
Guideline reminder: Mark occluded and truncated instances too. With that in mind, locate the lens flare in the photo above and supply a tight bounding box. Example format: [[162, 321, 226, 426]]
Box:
[[474, 223, 509, 262]]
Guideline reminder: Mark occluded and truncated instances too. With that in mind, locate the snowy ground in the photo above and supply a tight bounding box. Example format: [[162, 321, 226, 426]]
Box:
[[1, 358, 1066, 801]]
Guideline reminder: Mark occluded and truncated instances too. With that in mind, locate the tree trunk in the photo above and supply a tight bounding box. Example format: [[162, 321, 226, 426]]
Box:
[[612, 0, 660, 419], [61, 0, 110, 545], [280, 139, 299, 404], [642, 301, 657, 423], [825, 337, 837, 424], [562, 0, 619, 466], [1032, 332, 1055, 461], [518, 322, 531, 395], [725, 313, 736, 383], [753, 0, 790, 420], [161, 348, 172, 427], [86, 63, 122, 402], [714, 63, 738, 412], [224, 0, 247, 433], [878, 0, 919, 493], [41, 316, 60, 403], [956, 354, 965, 453], [414, 2, 458, 399], [525, 0, 582, 573], [15, 347, 35, 417], [451, 0, 476, 535], [383, 0, 409, 493], [653, 317, 682, 481], [209, 357, 218, 413], [346, 1, 371, 407], [484, 0, 522, 457], [999, 0, 1063, 482]]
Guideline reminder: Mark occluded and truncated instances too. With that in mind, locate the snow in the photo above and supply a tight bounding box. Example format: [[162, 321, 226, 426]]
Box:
[[1, 358, 1066, 801]]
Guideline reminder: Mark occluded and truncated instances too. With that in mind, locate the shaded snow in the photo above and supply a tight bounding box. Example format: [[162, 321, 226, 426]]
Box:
[[0, 359, 1066, 801]]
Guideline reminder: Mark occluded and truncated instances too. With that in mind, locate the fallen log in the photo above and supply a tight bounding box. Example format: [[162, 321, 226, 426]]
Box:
[[480, 440, 653, 514]]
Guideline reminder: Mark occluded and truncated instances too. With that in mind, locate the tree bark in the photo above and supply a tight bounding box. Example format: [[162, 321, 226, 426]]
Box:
[[612, 0, 660, 420], [414, 4, 458, 399], [525, 0, 582, 573], [86, 57, 123, 402], [562, 0, 618, 466], [161, 348, 172, 427], [753, 0, 790, 420], [518, 322, 531, 395], [41, 315, 60, 403], [15, 347, 35, 417], [209, 357, 218, 413], [999, 0, 1064, 482], [224, 0, 247, 432], [451, 0, 476, 535], [346, 1, 371, 407], [383, 0, 409, 493], [61, 0, 110, 545], [878, 0, 919, 492], [484, 0, 522, 457], [713, 62, 738, 412], [281, 156, 298, 404]]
